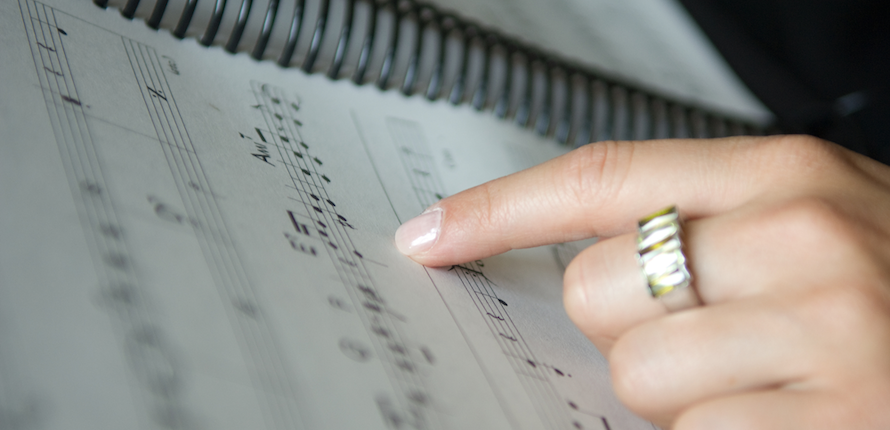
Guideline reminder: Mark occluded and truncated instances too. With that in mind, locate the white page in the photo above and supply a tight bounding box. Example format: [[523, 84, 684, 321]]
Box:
[[0, 1, 654, 429], [424, 0, 771, 124]]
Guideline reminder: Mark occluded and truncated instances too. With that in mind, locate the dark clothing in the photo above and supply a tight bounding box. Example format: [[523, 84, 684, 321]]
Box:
[[679, 0, 890, 164]]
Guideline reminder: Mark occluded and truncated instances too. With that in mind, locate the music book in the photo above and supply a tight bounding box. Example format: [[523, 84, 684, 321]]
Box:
[[0, 1, 767, 429]]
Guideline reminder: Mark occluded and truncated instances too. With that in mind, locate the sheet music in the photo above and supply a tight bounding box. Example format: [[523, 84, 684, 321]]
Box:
[[424, 0, 771, 124], [0, 1, 654, 429]]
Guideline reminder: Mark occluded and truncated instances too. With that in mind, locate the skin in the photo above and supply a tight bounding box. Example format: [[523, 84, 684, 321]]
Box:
[[394, 135, 890, 429]]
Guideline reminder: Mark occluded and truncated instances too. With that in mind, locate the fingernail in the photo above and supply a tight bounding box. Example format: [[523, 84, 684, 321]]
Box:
[[395, 208, 443, 256]]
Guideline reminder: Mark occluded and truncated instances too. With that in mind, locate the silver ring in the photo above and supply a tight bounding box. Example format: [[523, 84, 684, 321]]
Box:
[[636, 206, 701, 312]]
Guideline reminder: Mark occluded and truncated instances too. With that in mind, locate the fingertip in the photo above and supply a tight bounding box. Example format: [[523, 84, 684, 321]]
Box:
[[394, 207, 444, 257], [563, 260, 591, 327]]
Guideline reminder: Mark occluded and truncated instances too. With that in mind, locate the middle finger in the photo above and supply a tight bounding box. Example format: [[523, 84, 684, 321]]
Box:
[[610, 296, 817, 421]]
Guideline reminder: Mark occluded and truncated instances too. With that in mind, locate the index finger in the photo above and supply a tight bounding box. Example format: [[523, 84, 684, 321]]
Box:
[[393, 136, 804, 266]]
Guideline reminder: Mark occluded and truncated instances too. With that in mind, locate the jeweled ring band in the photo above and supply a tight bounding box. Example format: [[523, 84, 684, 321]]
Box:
[[636, 206, 702, 311]]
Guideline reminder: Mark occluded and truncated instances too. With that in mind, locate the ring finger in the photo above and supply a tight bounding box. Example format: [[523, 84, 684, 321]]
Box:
[[563, 200, 855, 353]]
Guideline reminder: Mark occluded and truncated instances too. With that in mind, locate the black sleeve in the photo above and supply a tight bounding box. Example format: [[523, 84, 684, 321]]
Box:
[[678, 0, 890, 164]]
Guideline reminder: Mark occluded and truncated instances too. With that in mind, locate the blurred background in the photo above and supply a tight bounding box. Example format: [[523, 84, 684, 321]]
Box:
[[679, 0, 890, 164]]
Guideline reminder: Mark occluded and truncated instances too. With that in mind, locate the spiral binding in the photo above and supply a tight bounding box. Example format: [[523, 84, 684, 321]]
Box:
[[95, 0, 765, 146]]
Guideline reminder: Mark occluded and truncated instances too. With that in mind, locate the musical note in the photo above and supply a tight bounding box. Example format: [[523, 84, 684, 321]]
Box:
[[339, 338, 371, 362], [499, 333, 518, 342], [284, 233, 318, 256], [288, 211, 311, 236], [104, 252, 129, 270], [358, 284, 382, 302], [254, 128, 267, 142], [338, 257, 356, 267], [364, 302, 383, 313], [80, 181, 102, 195], [233, 299, 259, 319], [395, 360, 415, 372], [388, 343, 407, 355], [99, 223, 122, 240], [149, 196, 189, 225], [371, 325, 391, 339], [44, 66, 63, 77], [328, 296, 349, 311], [421, 347, 435, 364]]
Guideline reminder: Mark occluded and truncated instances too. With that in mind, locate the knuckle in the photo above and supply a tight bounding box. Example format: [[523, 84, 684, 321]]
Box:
[[473, 182, 500, 230], [756, 196, 864, 253], [795, 282, 886, 340], [557, 141, 634, 210], [763, 134, 840, 170], [750, 135, 849, 182]]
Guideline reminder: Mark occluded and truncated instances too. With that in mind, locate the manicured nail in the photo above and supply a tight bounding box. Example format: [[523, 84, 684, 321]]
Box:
[[395, 208, 443, 255]]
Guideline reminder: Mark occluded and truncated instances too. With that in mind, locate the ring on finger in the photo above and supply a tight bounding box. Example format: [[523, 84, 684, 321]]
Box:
[[636, 205, 702, 312]]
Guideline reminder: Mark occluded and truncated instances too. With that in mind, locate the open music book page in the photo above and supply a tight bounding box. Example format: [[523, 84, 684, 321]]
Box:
[[103, 0, 770, 147], [0, 1, 654, 429]]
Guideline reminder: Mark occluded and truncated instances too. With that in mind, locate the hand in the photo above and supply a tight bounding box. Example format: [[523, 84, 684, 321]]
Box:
[[394, 135, 890, 429]]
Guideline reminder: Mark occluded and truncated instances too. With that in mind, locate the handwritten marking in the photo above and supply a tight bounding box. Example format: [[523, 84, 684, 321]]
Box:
[[146, 86, 167, 101]]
